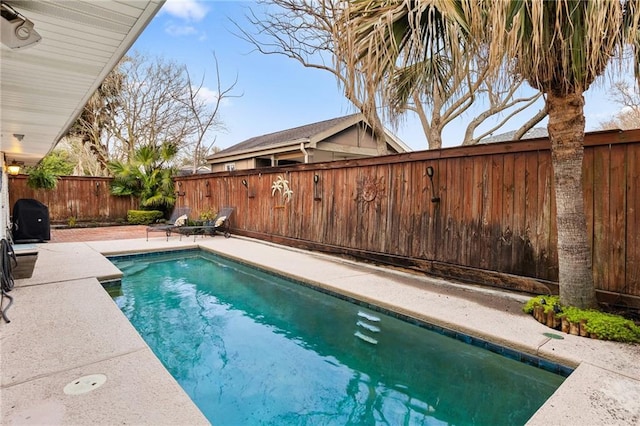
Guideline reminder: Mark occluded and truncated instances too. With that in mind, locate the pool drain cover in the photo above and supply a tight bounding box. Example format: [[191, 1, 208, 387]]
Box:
[[63, 374, 107, 395]]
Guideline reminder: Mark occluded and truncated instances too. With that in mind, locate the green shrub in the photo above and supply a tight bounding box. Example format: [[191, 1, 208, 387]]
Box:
[[127, 210, 163, 225], [26, 167, 58, 190], [576, 310, 640, 343], [523, 295, 561, 314], [523, 295, 640, 343]]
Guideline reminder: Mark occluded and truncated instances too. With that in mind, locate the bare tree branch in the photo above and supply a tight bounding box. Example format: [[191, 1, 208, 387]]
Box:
[[235, 0, 390, 154], [177, 53, 242, 173], [240, 0, 547, 151]]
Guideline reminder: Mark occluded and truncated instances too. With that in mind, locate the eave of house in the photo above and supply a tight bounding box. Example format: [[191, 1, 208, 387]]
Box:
[[209, 138, 311, 164], [1, 0, 165, 166]]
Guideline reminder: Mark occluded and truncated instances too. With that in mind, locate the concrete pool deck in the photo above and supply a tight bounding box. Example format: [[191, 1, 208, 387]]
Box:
[[1, 234, 639, 425]]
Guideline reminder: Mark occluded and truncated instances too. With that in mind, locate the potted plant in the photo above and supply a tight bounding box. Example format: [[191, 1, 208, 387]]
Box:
[[200, 209, 217, 226]]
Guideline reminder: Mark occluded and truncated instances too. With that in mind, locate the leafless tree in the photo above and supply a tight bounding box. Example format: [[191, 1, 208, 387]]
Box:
[[176, 53, 241, 174], [599, 81, 640, 130], [235, 0, 390, 154], [63, 51, 238, 175], [105, 52, 195, 163], [238, 0, 546, 150]]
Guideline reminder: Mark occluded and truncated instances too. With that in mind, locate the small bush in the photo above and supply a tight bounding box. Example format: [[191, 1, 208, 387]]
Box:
[[523, 295, 640, 343], [26, 168, 58, 190], [127, 210, 163, 225], [523, 295, 561, 314]]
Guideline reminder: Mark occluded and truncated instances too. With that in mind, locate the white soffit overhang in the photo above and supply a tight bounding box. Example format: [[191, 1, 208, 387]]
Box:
[[0, 0, 164, 166]]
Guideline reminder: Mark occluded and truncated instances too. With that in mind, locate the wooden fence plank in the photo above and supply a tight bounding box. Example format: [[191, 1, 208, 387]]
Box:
[[592, 145, 611, 290], [500, 153, 515, 273], [511, 152, 527, 276], [459, 156, 475, 266], [609, 144, 627, 293], [583, 146, 595, 282], [536, 149, 555, 280], [469, 156, 485, 269], [522, 151, 540, 278], [479, 157, 493, 270], [626, 143, 640, 297]]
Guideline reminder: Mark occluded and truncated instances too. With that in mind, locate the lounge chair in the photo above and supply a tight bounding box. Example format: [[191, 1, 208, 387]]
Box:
[[176, 207, 234, 241], [146, 207, 191, 241]]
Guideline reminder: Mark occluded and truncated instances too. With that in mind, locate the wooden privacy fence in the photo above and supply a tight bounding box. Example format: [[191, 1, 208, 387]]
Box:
[[175, 129, 640, 308], [6, 130, 638, 307], [8, 175, 137, 224]]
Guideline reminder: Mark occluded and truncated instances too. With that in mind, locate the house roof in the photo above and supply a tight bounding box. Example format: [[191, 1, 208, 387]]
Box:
[[1, 0, 164, 166], [207, 113, 410, 162], [481, 127, 549, 144]]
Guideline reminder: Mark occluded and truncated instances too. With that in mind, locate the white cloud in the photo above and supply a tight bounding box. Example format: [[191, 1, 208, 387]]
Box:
[[196, 86, 233, 108], [197, 86, 220, 105], [162, 0, 209, 22], [164, 22, 198, 37], [164, 23, 198, 37]]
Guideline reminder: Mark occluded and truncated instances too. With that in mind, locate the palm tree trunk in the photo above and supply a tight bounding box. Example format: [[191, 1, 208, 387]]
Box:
[[546, 91, 597, 309]]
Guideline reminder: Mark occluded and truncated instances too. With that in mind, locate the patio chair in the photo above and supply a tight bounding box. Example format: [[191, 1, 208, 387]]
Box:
[[146, 207, 191, 241], [176, 207, 234, 241]]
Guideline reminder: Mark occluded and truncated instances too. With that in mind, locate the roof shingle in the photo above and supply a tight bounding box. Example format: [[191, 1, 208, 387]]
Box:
[[209, 114, 361, 158]]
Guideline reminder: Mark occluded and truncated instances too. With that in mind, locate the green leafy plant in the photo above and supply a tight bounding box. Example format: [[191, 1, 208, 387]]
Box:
[[523, 295, 561, 314], [109, 143, 178, 213], [583, 313, 640, 342], [26, 167, 59, 190], [25, 149, 75, 190], [523, 295, 640, 343], [199, 209, 217, 222], [127, 209, 164, 225]]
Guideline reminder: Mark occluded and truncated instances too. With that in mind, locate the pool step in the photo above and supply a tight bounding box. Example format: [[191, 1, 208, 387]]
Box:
[[357, 311, 380, 322], [354, 331, 378, 345], [356, 320, 380, 333], [354, 311, 381, 344]]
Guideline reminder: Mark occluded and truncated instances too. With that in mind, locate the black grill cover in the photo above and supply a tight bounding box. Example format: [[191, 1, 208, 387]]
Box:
[[12, 199, 50, 243]]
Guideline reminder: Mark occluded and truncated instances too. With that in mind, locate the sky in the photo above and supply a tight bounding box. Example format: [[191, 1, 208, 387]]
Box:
[[129, 0, 628, 152]]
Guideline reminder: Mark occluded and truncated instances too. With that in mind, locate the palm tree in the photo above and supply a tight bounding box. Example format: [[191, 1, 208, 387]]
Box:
[[333, 1, 640, 309], [109, 142, 178, 213]]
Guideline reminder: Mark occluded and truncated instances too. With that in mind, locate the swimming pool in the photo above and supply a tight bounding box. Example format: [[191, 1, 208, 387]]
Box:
[[109, 249, 567, 425]]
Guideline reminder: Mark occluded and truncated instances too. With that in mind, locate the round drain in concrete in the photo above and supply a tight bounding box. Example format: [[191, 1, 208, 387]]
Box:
[[63, 374, 107, 395]]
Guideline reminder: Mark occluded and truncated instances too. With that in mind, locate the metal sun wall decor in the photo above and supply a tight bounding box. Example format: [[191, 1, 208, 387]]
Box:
[[355, 175, 385, 207]]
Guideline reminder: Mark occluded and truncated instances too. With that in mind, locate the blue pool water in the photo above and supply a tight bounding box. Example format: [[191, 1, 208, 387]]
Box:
[[109, 250, 566, 425]]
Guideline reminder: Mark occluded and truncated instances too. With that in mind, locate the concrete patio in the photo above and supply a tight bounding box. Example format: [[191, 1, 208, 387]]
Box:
[[1, 229, 638, 425]]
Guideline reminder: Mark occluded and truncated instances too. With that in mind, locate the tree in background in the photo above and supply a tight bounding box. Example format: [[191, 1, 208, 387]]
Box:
[[60, 51, 235, 177], [599, 81, 640, 130], [236, 0, 389, 153], [65, 68, 123, 175], [333, 1, 640, 309], [55, 138, 111, 177], [105, 52, 194, 163], [239, 0, 545, 150], [174, 53, 240, 174]]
